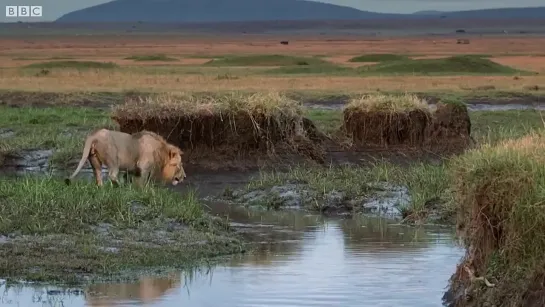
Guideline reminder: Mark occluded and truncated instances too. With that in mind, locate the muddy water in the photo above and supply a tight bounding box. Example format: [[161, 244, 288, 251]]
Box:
[[1, 171, 464, 307]]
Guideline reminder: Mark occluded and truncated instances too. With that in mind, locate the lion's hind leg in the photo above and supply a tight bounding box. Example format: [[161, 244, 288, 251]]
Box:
[[89, 151, 104, 186]]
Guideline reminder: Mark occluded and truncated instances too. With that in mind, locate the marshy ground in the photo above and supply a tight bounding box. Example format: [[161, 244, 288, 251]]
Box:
[[2, 33, 545, 306]]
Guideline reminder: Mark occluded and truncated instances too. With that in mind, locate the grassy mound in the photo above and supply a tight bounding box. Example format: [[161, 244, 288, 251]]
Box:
[[343, 94, 431, 147], [343, 94, 473, 153], [348, 54, 409, 63], [265, 64, 351, 75], [0, 176, 244, 283], [125, 54, 178, 61], [24, 61, 118, 70], [111, 92, 326, 167], [361, 55, 523, 75], [203, 54, 328, 66], [444, 133, 545, 307]]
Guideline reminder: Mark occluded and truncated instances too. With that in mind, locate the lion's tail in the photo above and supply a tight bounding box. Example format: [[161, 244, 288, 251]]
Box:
[[65, 135, 95, 185]]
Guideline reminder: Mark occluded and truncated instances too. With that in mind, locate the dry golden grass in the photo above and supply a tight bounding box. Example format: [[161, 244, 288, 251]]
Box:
[[345, 93, 431, 112], [1, 36, 544, 94], [0, 68, 543, 92], [490, 56, 545, 73], [2, 36, 545, 57], [117, 91, 302, 118]]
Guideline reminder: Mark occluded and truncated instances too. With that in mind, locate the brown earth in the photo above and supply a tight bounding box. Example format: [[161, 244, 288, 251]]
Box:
[[343, 102, 473, 155]]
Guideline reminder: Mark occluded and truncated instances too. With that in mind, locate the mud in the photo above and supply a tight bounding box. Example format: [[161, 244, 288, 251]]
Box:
[[217, 182, 411, 220], [1, 149, 54, 172]]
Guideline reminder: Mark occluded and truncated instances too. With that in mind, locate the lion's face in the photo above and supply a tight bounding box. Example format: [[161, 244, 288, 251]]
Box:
[[162, 146, 186, 186]]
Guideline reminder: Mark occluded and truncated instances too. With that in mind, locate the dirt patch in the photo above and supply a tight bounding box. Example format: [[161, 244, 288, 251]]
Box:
[[424, 103, 474, 154], [342, 97, 473, 154], [344, 107, 430, 147], [111, 93, 327, 170]]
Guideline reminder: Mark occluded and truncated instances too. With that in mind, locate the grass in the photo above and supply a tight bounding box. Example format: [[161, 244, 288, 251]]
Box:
[[0, 176, 244, 284], [445, 132, 545, 306], [345, 93, 431, 113], [13, 56, 75, 61], [203, 54, 329, 67], [0, 106, 112, 167], [348, 54, 409, 63], [112, 91, 304, 119], [124, 54, 178, 62], [23, 61, 118, 70], [2, 67, 545, 92], [265, 64, 352, 75], [359, 55, 527, 75]]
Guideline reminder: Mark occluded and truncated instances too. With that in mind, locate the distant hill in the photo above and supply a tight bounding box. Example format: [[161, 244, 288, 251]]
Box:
[[412, 10, 444, 15], [440, 7, 545, 19], [56, 1, 545, 23], [55, 0, 402, 23]]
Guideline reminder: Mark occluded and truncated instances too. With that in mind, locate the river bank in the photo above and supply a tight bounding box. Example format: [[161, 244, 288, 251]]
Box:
[[0, 175, 246, 284]]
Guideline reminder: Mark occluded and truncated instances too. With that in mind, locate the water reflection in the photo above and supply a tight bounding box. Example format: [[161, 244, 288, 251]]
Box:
[[2, 214, 464, 307], [85, 274, 181, 306]]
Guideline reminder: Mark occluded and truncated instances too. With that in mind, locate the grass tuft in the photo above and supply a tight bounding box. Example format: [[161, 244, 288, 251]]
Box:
[[446, 131, 545, 306], [113, 91, 303, 119], [345, 93, 431, 113]]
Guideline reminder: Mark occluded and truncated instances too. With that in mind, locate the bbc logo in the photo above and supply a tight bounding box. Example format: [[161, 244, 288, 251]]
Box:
[[6, 6, 43, 17]]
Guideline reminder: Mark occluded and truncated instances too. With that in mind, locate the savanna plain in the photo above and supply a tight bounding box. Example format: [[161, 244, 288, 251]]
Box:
[[1, 34, 545, 306]]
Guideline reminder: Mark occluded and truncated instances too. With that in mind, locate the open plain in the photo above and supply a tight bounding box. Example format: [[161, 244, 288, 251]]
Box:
[[1, 29, 545, 306]]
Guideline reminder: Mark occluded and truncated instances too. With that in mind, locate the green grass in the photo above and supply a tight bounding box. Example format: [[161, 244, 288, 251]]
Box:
[[13, 56, 75, 61], [265, 64, 352, 75], [348, 54, 409, 63], [0, 106, 112, 167], [23, 61, 119, 70], [358, 55, 526, 75], [470, 109, 545, 144], [203, 54, 329, 67], [124, 54, 178, 62], [0, 176, 244, 284]]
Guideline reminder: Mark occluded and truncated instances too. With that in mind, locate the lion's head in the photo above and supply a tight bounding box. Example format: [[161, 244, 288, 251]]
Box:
[[161, 145, 186, 186]]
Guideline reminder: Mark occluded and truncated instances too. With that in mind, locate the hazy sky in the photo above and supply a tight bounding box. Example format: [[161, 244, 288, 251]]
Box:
[[2, 0, 544, 22]]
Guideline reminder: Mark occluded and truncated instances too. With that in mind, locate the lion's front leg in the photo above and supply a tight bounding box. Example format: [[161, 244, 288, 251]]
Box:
[[135, 160, 153, 188]]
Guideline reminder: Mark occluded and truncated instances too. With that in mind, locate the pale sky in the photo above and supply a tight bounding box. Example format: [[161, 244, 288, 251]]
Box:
[[1, 0, 544, 22]]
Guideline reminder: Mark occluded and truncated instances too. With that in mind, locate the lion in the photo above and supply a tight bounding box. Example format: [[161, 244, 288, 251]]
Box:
[[64, 128, 186, 187]]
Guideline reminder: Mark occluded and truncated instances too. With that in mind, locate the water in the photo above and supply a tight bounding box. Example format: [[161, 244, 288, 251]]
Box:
[[0, 204, 464, 307]]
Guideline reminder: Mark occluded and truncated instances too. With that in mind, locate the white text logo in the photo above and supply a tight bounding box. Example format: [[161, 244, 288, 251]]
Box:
[[6, 6, 43, 17]]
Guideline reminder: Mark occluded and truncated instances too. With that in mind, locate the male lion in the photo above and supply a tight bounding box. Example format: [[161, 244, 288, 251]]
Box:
[[64, 128, 186, 187]]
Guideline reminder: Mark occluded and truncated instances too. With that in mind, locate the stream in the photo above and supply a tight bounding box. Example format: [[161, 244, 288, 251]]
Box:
[[0, 170, 464, 307]]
